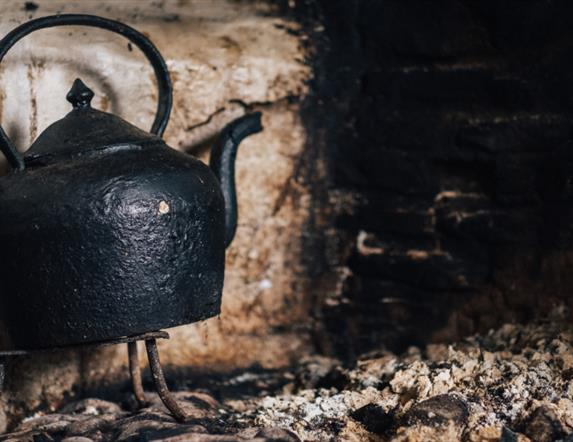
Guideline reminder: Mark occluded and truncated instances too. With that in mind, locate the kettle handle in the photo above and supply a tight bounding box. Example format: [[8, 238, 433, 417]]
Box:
[[0, 14, 173, 171]]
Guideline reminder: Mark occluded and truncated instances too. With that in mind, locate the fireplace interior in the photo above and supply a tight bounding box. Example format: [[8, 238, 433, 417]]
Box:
[[0, 1, 572, 441]]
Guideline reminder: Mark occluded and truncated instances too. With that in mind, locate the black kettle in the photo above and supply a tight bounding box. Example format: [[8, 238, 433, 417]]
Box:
[[0, 14, 262, 420]]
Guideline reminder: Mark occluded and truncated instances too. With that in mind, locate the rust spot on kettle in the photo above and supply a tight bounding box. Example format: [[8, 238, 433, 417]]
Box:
[[158, 200, 170, 214]]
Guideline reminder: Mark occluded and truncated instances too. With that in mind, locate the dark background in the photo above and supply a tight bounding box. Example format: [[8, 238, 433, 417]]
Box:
[[286, 0, 573, 360]]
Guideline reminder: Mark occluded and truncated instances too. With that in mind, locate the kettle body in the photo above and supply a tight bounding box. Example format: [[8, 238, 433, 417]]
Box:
[[0, 143, 225, 350]]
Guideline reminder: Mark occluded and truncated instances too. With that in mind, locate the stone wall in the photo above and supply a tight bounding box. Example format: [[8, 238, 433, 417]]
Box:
[[0, 0, 321, 427], [307, 0, 573, 358]]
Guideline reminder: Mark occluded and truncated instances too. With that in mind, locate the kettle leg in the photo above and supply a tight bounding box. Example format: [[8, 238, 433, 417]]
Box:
[[145, 338, 189, 422], [127, 342, 148, 407]]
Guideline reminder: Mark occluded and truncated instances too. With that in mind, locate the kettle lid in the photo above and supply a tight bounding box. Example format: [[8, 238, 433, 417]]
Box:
[[23, 79, 160, 165]]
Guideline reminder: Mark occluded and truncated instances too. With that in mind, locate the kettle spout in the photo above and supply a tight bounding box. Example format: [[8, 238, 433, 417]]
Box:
[[210, 112, 263, 248]]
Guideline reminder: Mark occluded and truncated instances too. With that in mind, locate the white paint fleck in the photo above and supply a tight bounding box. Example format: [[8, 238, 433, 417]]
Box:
[[158, 201, 170, 215]]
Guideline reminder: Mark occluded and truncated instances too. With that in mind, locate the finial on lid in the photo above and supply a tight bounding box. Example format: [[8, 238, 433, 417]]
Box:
[[66, 78, 95, 109]]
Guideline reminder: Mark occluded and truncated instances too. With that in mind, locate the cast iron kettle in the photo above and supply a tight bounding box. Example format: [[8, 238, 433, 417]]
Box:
[[0, 14, 262, 420]]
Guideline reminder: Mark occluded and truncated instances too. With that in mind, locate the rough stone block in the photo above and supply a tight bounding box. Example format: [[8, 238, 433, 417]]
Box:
[[351, 239, 487, 290], [357, 0, 490, 60], [358, 149, 437, 195]]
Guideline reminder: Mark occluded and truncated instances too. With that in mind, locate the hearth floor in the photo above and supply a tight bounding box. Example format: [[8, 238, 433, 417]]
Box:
[[2, 308, 572, 442]]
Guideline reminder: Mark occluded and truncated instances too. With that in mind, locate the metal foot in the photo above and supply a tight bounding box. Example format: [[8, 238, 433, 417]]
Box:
[[127, 341, 148, 407], [145, 338, 189, 422]]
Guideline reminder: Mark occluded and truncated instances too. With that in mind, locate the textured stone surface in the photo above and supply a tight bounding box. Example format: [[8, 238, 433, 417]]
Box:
[[0, 0, 316, 426]]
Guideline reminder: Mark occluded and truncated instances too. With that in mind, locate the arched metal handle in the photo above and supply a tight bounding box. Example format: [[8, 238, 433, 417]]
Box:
[[0, 14, 173, 171]]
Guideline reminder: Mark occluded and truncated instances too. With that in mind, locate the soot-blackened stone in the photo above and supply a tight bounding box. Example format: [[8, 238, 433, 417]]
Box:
[[402, 394, 469, 427], [351, 404, 396, 436], [523, 406, 566, 442]]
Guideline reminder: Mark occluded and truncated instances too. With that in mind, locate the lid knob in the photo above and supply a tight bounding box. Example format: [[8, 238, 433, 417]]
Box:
[[66, 78, 95, 109]]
